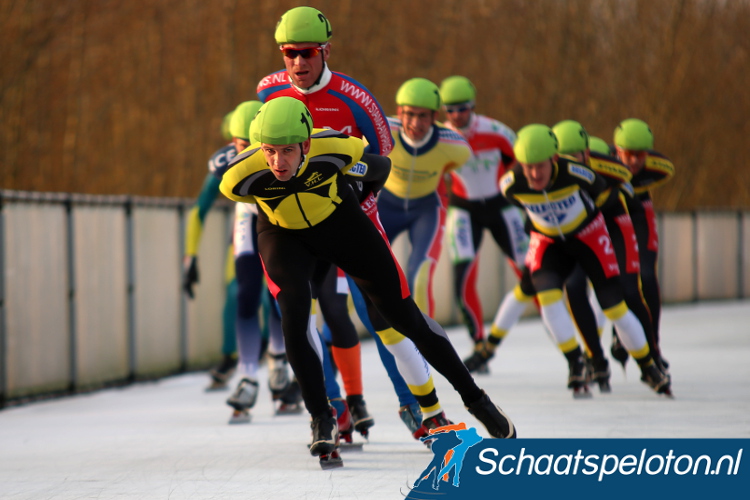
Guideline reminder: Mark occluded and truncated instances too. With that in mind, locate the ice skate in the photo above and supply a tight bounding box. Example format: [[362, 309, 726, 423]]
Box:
[[568, 356, 592, 399], [267, 352, 291, 400], [310, 407, 342, 469], [640, 361, 673, 397], [346, 395, 374, 439], [226, 377, 258, 424], [398, 402, 424, 440], [466, 391, 517, 439], [610, 333, 629, 370], [275, 378, 303, 415], [330, 398, 359, 450], [420, 411, 454, 449], [584, 355, 612, 393], [323, 399, 362, 452], [205, 354, 238, 391], [463, 343, 494, 374]]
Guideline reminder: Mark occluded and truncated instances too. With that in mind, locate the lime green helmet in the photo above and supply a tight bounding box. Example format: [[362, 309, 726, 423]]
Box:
[[229, 101, 263, 140], [588, 136, 610, 155], [614, 118, 653, 150], [552, 120, 589, 155], [274, 6, 332, 44], [220, 111, 234, 141], [513, 124, 559, 164], [250, 97, 313, 145], [396, 78, 441, 111], [439, 75, 476, 105]]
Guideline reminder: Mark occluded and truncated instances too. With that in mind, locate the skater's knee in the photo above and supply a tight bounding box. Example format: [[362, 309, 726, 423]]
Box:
[[602, 301, 628, 321], [376, 327, 406, 345]]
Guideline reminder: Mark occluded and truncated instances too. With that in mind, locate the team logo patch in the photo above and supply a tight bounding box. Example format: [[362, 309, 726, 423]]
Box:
[[348, 161, 368, 177], [568, 164, 595, 183], [499, 171, 515, 193]]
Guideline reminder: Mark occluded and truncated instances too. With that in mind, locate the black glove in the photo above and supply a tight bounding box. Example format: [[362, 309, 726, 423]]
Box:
[[183, 256, 199, 299]]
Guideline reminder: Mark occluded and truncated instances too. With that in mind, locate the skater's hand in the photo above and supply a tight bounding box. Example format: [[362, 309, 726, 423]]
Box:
[[182, 256, 199, 298]]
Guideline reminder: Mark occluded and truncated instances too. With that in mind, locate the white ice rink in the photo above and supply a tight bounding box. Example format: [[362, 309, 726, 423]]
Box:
[[1, 300, 748, 499]]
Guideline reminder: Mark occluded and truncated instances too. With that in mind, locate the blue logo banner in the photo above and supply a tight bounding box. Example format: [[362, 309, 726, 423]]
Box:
[[405, 428, 748, 499]]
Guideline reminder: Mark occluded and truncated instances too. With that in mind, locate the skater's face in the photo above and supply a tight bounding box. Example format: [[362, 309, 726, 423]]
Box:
[[615, 147, 648, 175], [233, 137, 250, 153], [261, 140, 311, 182], [567, 150, 588, 163], [397, 105, 435, 142], [281, 42, 330, 89], [442, 102, 473, 129], [520, 157, 555, 191]]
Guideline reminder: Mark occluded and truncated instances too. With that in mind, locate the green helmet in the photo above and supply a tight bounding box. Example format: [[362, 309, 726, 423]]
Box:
[[220, 111, 234, 141], [274, 6, 332, 44], [250, 97, 313, 145], [229, 101, 263, 140], [396, 78, 441, 111], [513, 124, 559, 164], [439, 75, 476, 105], [588, 136, 611, 155], [552, 120, 589, 155], [614, 118, 653, 150]]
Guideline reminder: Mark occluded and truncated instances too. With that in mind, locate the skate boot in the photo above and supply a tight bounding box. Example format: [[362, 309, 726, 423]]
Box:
[[267, 352, 291, 400], [310, 407, 342, 469], [466, 391, 517, 439], [346, 395, 375, 439], [568, 355, 592, 399], [584, 355, 612, 393], [640, 361, 673, 397], [276, 377, 303, 415], [226, 377, 258, 424], [463, 342, 494, 374], [205, 354, 238, 391], [398, 402, 425, 440], [610, 333, 629, 370], [420, 411, 454, 448], [330, 398, 355, 444]]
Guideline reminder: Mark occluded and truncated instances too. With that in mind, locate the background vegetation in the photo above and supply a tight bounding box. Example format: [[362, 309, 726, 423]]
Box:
[[2, 0, 749, 210]]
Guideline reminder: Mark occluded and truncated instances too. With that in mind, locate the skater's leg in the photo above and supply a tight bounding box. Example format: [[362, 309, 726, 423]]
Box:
[[348, 274, 416, 408]]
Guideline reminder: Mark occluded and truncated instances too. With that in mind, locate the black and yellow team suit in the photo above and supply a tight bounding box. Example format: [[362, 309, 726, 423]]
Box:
[[562, 150, 658, 388], [612, 118, 674, 371], [220, 109, 515, 458], [500, 124, 671, 396]]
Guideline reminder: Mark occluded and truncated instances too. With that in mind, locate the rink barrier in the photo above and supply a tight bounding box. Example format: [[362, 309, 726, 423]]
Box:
[[0, 189, 747, 407]]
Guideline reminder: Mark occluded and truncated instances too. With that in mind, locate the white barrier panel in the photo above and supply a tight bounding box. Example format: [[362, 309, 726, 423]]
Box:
[[131, 207, 183, 377], [743, 213, 750, 298], [659, 213, 696, 303], [184, 209, 230, 369], [4, 203, 71, 397], [696, 213, 740, 300], [72, 205, 129, 388]]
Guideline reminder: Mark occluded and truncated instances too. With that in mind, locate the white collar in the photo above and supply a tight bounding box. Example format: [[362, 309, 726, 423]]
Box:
[[291, 65, 332, 94], [401, 125, 434, 149]]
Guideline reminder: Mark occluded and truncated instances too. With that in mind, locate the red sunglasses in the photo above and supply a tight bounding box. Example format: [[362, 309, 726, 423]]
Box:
[[280, 45, 325, 59]]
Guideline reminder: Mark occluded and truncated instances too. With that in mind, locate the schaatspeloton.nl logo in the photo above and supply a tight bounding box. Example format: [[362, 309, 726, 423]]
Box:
[[404, 430, 748, 500]]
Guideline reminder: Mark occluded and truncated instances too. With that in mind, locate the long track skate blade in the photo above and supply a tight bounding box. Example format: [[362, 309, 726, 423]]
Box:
[[205, 382, 231, 392], [319, 450, 343, 469], [572, 387, 593, 399], [339, 442, 364, 452], [276, 404, 304, 416], [228, 411, 251, 424]]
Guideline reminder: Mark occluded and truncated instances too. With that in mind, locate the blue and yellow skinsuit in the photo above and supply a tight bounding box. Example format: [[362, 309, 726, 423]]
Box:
[[185, 142, 277, 382], [378, 118, 471, 317], [184, 142, 239, 360]]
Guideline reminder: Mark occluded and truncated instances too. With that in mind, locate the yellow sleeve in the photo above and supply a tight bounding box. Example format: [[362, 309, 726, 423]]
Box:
[[219, 147, 262, 204]]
